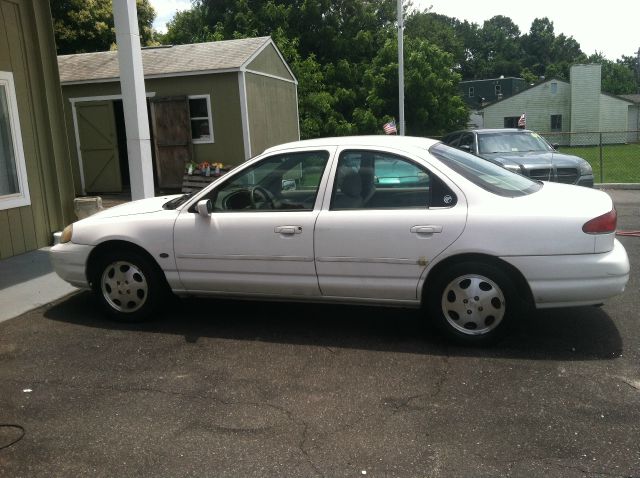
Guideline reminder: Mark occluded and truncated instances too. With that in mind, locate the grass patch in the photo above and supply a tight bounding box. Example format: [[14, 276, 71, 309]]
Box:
[[558, 143, 640, 183]]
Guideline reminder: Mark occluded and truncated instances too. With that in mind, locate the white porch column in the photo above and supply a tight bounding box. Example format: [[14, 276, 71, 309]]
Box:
[[113, 0, 154, 199]]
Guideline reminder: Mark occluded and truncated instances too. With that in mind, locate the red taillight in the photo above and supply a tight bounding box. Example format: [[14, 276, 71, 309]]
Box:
[[582, 209, 617, 234]]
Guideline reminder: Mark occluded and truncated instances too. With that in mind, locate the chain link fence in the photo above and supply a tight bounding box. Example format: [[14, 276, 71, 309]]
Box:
[[539, 131, 640, 184]]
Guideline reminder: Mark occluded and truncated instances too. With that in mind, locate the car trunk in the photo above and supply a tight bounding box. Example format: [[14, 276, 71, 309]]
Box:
[[465, 182, 615, 256]]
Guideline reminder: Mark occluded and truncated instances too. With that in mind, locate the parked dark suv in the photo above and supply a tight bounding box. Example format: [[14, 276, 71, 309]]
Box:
[[442, 129, 594, 187]]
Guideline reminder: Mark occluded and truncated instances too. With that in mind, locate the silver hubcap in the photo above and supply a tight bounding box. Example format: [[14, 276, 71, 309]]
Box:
[[441, 274, 506, 336], [101, 261, 148, 313]]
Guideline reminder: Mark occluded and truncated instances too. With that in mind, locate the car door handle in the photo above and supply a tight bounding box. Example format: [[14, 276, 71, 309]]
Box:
[[274, 225, 302, 235], [410, 225, 443, 234]]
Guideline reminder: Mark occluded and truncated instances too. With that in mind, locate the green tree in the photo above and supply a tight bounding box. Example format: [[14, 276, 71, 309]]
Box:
[[161, 0, 465, 138], [520, 17, 585, 82], [365, 37, 468, 136], [50, 0, 157, 55], [160, 5, 221, 45], [404, 11, 465, 66], [521, 17, 556, 77], [475, 16, 522, 78], [588, 53, 638, 95]]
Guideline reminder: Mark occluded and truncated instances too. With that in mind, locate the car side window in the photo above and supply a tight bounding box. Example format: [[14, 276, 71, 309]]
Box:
[[330, 150, 457, 210], [443, 132, 461, 146], [205, 150, 329, 212], [458, 133, 474, 152]]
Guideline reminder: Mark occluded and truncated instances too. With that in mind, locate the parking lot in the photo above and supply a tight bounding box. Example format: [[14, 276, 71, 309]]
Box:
[[0, 190, 639, 477]]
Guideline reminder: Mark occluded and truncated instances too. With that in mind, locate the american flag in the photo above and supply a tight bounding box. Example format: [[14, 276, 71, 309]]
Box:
[[383, 120, 397, 135], [517, 113, 526, 128]]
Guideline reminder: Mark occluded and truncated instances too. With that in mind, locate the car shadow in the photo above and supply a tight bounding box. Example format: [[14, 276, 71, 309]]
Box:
[[44, 291, 623, 361]]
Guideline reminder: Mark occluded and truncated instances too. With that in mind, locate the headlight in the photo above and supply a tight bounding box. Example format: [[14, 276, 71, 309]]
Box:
[[579, 160, 593, 175], [60, 224, 73, 244], [503, 163, 522, 174]]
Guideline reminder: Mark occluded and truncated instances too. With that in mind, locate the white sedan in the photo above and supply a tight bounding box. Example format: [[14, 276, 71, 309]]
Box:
[[50, 136, 630, 344]]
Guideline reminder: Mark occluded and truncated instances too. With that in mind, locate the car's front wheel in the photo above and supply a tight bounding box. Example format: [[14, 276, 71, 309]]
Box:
[[91, 250, 166, 322], [427, 262, 519, 345]]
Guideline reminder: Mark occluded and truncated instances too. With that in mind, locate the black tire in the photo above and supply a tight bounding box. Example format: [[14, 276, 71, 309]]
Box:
[[427, 261, 520, 345], [91, 249, 167, 322]]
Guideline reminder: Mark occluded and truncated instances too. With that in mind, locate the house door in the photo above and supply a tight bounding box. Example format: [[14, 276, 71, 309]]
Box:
[[76, 101, 122, 193], [150, 96, 192, 189]]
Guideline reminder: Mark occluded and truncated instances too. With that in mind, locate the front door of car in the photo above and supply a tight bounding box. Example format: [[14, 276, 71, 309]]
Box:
[[173, 149, 334, 297], [314, 149, 467, 301]]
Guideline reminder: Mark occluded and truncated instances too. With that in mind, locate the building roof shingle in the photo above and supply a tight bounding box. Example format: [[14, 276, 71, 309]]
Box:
[[620, 94, 640, 104], [58, 37, 271, 84]]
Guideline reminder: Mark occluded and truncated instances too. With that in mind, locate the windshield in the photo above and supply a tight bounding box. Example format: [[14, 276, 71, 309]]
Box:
[[478, 131, 553, 154], [430, 143, 542, 197]]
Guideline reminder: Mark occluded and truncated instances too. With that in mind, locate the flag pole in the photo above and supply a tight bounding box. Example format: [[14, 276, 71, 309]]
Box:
[[397, 0, 405, 136]]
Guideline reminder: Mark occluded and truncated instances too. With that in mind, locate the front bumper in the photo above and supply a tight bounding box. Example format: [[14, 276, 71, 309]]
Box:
[[502, 239, 629, 308], [49, 242, 94, 288], [576, 174, 594, 188]]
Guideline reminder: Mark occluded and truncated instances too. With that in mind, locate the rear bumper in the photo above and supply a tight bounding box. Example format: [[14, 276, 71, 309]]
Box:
[[49, 242, 93, 289], [502, 239, 629, 308]]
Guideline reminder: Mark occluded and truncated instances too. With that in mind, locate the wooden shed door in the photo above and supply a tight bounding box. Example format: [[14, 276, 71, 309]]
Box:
[[151, 97, 192, 189], [76, 101, 122, 193]]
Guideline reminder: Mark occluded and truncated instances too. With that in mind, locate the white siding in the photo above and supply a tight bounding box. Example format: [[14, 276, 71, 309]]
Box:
[[478, 64, 635, 146], [570, 64, 601, 145], [482, 80, 571, 135], [597, 93, 631, 142]]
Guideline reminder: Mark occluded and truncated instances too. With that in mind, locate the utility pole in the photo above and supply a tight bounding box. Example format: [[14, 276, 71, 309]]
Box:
[[397, 0, 405, 136], [636, 47, 640, 94]]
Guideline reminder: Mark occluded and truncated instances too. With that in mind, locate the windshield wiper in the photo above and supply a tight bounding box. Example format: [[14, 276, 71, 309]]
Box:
[[163, 193, 193, 210]]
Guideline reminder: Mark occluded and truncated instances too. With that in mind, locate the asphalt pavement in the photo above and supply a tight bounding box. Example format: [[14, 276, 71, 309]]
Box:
[[0, 189, 639, 477]]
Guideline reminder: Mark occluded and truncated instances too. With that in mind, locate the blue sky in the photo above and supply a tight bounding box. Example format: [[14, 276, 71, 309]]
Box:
[[149, 0, 638, 60]]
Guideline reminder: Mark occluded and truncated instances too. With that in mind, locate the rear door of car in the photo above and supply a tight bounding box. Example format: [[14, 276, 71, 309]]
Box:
[[314, 147, 467, 301]]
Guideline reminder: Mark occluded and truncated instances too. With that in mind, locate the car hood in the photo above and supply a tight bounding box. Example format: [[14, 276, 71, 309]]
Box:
[[480, 151, 584, 168], [85, 195, 182, 220]]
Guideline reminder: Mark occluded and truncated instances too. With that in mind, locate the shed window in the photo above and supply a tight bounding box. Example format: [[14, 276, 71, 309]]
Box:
[[188, 95, 214, 144], [0, 71, 30, 210], [551, 82, 558, 94], [551, 114, 562, 131], [468, 87, 474, 98]]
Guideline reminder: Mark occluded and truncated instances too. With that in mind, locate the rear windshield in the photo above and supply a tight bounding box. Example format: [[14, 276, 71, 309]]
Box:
[[429, 143, 542, 197]]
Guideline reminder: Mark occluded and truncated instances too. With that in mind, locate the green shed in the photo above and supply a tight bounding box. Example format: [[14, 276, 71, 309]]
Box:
[[57, 37, 299, 194], [0, 0, 75, 260]]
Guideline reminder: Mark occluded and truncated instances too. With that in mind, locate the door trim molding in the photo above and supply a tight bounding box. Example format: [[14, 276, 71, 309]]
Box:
[[176, 253, 313, 262]]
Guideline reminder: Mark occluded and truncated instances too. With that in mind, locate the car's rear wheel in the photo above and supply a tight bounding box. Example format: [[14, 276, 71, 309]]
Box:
[[91, 250, 166, 322], [427, 262, 519, 345]]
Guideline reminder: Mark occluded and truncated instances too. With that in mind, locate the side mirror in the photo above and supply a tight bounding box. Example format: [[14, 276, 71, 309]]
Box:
[[459, 144, 471, 152], [552, 143, 560, 150], [196, 199, 213, 216]]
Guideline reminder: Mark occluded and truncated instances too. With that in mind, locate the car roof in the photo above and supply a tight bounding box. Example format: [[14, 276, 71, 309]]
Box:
[[450, 128, 533, 135], [263, 135, 441, 154], [475, 128, 533, 134]]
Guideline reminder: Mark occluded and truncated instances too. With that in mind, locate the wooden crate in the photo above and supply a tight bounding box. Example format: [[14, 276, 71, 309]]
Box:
[[181, 170, 228, 193]]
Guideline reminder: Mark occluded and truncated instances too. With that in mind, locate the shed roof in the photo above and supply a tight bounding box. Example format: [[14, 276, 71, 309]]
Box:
[[58, 37, 272, 84]]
